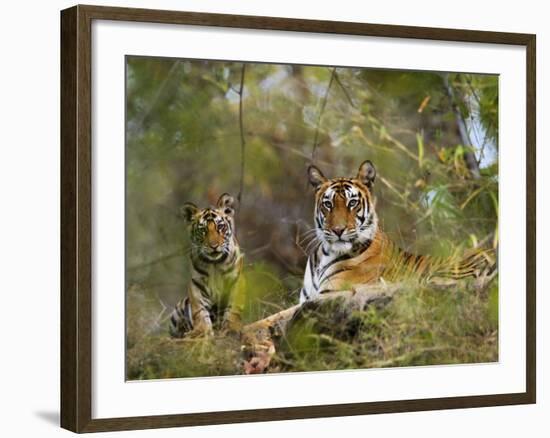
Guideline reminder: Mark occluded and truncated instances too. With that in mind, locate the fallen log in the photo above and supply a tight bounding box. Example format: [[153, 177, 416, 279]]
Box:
[[240, 282, 401, 373], [245, 282, 400, 335], [240, 274, 496, 374]]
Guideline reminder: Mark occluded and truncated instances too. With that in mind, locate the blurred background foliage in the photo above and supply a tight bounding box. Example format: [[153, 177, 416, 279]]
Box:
[[125, 57, 498, 379]]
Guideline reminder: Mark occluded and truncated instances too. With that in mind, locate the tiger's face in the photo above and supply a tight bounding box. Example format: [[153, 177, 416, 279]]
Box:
[[181, 193, 236, 262], [308, 160, 378, 254]]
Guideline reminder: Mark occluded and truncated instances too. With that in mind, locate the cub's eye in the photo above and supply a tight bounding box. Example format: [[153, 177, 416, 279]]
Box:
[[322, 200, 333, 210], [348, 199, 358, 208], [217, 223, 227, 233]]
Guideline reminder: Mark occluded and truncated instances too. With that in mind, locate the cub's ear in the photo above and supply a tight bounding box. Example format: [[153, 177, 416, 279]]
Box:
[[308, 165, 327, 190], [357, 160, 376, 188], [217, 193, 235, 216], [180, 202, 198, 222]]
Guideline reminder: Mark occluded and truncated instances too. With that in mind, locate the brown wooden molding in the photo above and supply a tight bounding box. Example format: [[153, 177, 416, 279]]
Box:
[[60, 5, 536, 432]]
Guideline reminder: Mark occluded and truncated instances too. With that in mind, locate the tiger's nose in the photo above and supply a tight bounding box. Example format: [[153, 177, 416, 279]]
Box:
[[208, 242, 220, 249], [332, 226, 345, 237]]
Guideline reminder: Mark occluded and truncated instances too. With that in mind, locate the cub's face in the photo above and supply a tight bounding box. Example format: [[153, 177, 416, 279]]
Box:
[[308, 160, 378, 253], [181, 193, 236, 262]]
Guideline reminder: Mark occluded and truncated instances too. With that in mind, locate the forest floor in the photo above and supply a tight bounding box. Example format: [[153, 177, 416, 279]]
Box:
[[126, 277, 498, 380]]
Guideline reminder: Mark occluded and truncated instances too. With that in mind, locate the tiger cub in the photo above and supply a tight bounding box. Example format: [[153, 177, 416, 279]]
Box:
[[300, 160, 495, 303], [169, 193, 245, 337]]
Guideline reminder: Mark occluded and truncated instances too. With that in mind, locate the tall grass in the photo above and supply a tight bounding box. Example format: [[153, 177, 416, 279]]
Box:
[[126, 277, 498, 379]]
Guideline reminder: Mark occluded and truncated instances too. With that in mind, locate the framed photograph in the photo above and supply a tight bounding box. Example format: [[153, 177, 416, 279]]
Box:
[[60, 4, 536, 433]]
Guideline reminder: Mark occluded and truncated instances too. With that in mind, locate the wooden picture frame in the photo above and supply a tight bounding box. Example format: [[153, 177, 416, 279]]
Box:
[[61, 4, 536, 433]]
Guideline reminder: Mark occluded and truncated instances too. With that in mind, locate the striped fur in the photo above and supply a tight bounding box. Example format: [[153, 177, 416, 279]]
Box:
[[300, 161, 496, 303], [169, 193, 245, 337]]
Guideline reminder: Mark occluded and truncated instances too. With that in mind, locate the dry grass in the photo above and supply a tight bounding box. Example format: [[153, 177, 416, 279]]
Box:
[[126, 277, 498, 379]]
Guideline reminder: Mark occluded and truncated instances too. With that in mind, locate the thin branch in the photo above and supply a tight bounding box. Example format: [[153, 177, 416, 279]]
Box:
[[464, 74, 482, 107], [378, 175, 419, 211], [268, 139, 333, 167], [141, 299, 169, 339], [333, 71, 358, 109], [237, 64, 247, 210], [311, 67, 337, 162], [380, 127, 422, 162]]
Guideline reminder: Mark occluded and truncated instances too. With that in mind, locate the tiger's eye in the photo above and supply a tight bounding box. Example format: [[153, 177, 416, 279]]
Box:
[[218, 223, 226, 232], [323, 200, 332, 209], [348, 199, 358, 208]]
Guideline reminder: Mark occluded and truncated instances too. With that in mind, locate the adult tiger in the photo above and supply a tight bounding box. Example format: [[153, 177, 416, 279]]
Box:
[[299, 160, 496, 303], [169, 193, 245, 337]]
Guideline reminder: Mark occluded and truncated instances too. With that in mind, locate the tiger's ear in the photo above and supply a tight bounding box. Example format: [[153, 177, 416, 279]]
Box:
[[308, 165, 327, 190], [180, 202, 198, 222], [217, 193, 235, 216], [357, 160, 376, 188]]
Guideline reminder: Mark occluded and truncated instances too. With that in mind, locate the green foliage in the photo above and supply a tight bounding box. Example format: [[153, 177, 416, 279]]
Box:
[[275, 279, 498, 372], [240, 262, 299, 322], [125, 57, 499, 379], [126, 279, 498, 379]]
